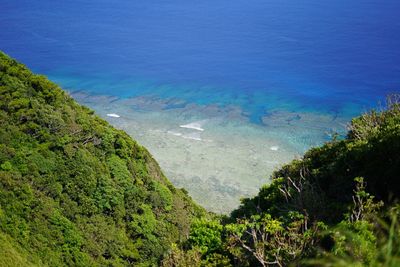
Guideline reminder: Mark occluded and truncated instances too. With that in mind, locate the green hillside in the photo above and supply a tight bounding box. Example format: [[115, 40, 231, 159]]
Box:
[[0, 52, 205, 266], [1, 52, 399, 267], [164, 95, 400, 266]]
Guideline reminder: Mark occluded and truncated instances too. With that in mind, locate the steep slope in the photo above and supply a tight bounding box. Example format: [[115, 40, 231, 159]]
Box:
[[0, 52, 205, 266]]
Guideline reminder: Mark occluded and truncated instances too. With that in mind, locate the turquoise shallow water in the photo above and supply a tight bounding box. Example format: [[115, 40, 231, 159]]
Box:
[[1, 0, 400, 211], [71, 92, 347, 212]]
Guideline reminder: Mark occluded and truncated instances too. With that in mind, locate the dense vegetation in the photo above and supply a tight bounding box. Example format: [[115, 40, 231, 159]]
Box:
[[1, 52, 399, 266], [0, 52, 205, 266], [163, 97, 400, 266]]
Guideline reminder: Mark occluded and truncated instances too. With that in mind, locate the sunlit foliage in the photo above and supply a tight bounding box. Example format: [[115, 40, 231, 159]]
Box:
[[0, 51, 205, 266]]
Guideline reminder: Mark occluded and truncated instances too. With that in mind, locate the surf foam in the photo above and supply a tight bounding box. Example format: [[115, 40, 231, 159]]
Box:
[[107, 113, 120, 118], [182, 132, 202, 141], [179, 120, 206, 131], [167, 130, 183, 136]]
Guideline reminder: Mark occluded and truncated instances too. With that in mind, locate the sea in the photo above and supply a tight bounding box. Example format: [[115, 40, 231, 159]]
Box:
[[1, 0, 399, 212]]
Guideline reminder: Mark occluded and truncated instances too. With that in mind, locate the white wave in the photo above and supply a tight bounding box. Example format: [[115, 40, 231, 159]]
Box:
[[107, 113, 120, 118], [182, 132, 202, 141], [179, 120, 206, 131], [270, 146, 279, 151], [167, 130, 182, 136]]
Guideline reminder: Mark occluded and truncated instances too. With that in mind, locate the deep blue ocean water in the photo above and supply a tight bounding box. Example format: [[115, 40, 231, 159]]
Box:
[[1, 0, 400, 122]]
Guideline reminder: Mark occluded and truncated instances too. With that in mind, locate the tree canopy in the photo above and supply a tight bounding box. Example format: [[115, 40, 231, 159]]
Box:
[[0, 51, 205, 266]]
